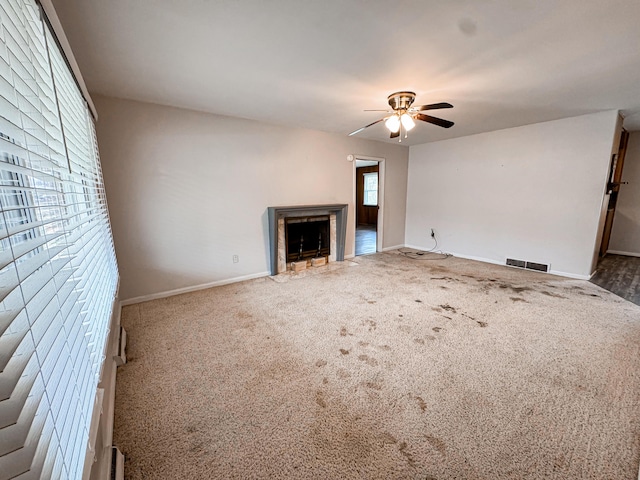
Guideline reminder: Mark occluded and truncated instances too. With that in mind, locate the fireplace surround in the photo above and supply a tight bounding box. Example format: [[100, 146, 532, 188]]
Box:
[[267, 204, 348, 275]]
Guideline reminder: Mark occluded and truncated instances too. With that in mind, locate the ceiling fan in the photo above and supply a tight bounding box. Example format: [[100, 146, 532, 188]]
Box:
[[348, 91, 454, 141]]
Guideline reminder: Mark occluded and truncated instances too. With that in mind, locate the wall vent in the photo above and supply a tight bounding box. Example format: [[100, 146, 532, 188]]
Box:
[[506, 258, 549, 273], [111, 447, 125, 480], [114, 327, 127, 366], [506, 258, 526, 268], [525, 262, 549, 272]]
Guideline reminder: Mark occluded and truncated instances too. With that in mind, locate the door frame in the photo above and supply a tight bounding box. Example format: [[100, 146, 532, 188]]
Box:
[[352, 155, 385, 252]]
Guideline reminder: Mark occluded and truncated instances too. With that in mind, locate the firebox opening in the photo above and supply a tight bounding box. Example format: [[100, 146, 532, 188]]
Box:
[[285, 215, 330, 263]]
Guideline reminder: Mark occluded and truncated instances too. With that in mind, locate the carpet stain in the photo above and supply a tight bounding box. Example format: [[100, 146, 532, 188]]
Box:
[[368, 300, 377, 304], [477, 321, 488, 328], [315, 391, 327, 408], [579, 292, 601, 298], [508, 285, 532, 294], [340, 349, 350, 355], [540, 290, 567, 299], [358, 341, 370, 347], [426, 335, 437, 341], [415, 396, 427, 412], [337, 368, 351, 379], [380, 432, 398, 445], [441, 315, 452, 320], [358, 354, 378, 366], [398, 314, 404, 318], [510, 297, 528, 303], [364, 381, 382, 390], [378, 344, 392, 351], [340, 326, 347, 336], [431, 307, 442, 313], [398, 325, 412, 333], [439, 286, 449, 290], [398, 441, 417, 468], [432, 327, 442, 332], [315, 359, 327, 367], [440, 304, 457, 313], [415, 299, 423, 303], [414, 338, 425, 345], [425, 435, 447, 455], [322, 377, 329, 384]]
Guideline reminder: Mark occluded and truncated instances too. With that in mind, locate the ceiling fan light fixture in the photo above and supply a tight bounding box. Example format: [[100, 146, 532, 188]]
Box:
[[400, 113, 415, 131], [385, 114, 400, 133]]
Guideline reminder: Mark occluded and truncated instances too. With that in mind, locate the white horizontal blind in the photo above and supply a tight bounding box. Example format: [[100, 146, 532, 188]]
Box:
[[0, 1, 118, 479]]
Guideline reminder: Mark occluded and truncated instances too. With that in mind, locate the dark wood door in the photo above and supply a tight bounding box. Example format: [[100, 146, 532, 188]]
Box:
[[600, 130, 629, 256], [356, 165, 379, 226]]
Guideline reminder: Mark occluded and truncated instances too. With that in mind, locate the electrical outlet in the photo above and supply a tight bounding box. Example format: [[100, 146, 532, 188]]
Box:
[[232, 255, 239, 263], [430, 229, 435, 238]]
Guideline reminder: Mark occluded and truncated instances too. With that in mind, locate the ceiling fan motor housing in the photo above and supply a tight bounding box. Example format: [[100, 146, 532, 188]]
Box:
[[387, 91, 416, 111]]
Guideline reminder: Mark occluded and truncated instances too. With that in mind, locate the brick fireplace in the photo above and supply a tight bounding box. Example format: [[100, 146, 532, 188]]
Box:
[[267, 204, 348, 275]]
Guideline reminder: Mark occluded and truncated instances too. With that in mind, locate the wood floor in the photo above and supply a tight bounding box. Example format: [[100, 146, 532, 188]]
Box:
[[590, 254, 640, 306], [355, 224, 376, 256]]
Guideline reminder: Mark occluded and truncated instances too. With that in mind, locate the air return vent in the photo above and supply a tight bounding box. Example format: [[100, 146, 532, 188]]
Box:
[[525, 262, 549, 272], [111, 447, 125, 480], [506, 258, 526, 268], [506, 258, 549, 273]]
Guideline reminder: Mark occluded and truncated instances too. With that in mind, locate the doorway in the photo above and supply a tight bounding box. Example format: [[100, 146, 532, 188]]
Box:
[[355, 159, 379, 255], [599, 129, 629, 256]]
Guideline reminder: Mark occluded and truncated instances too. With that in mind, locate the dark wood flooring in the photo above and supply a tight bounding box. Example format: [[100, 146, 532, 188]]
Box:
[[355, 225, 376, 256], [590, 254, 640, 306]]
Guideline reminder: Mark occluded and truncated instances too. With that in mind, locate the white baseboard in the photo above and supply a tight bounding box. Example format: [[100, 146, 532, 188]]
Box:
[[548, 270, 591, 280], [607, 250, 640, 258], [120, 271, 270, 306], [381, 244, 405, 252], [344, 253, 355, 260]]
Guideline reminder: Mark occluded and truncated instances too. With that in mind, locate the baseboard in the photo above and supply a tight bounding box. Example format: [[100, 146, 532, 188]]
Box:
[[548, 270, 591, 280], [607, 250, 640, 258], [381, 244, 405, 252], [120, 271, 271, 306], [344, 254, 355, 260]]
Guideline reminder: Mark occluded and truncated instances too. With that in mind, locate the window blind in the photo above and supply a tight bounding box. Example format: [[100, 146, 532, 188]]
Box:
[[0, 1, 118, 479]]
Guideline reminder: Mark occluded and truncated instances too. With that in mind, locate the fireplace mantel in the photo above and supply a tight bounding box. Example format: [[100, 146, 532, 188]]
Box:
[[267, 204, 348, 275]]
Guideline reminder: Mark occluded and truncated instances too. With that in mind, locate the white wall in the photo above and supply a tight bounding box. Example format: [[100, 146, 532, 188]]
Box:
[[406, 111, 619, 279], [609, 131, 640, 256], [93, 95, 409, 302]]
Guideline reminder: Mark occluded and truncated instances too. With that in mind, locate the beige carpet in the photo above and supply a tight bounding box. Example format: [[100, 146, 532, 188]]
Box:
[[114, 252, 640, 479]]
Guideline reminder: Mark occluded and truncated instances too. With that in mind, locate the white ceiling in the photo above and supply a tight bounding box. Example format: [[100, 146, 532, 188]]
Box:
[[51, 0, 640, 146]]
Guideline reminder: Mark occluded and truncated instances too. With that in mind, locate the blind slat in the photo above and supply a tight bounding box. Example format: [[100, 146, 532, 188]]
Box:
[[0, 2, 118, 478]]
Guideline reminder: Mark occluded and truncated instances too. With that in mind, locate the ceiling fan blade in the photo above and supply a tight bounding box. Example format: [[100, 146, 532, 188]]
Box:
[[390, 130, 400, 139], [348, 117, 386, 136], [416, 113, 454, 128], [415, 102, 453, 111]]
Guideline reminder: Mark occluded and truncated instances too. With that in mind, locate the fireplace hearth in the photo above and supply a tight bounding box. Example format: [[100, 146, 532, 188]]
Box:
[[267, 204, 348, 275]]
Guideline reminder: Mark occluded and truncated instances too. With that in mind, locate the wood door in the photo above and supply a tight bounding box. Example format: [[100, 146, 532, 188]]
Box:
[[600, 130, 629, 256], [356, 165, 379, 226]]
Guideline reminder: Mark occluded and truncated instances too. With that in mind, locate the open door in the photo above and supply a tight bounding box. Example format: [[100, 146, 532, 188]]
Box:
[[600, 130, 629, 256], [355, 160, 379, 255]]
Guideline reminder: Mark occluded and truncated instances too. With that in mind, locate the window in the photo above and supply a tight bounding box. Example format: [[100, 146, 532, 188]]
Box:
[[363, 172, 378, 206], [0, 1, 118, 478]]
